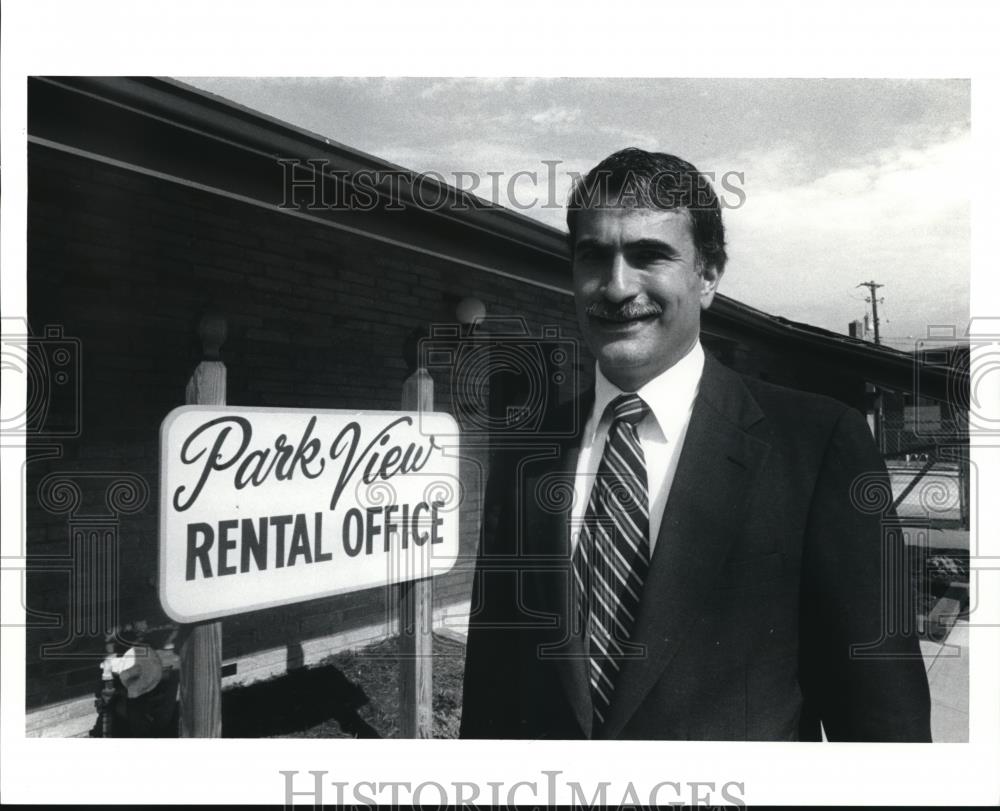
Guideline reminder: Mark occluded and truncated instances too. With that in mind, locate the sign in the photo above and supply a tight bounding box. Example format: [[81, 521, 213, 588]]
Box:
[[159, 406, 460, 623]]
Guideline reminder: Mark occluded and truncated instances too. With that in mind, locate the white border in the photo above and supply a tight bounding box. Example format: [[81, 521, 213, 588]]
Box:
[[3, 0, 999, 806]]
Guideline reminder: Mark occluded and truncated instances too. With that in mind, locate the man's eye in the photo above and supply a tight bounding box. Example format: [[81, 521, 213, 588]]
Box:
[[576, 247, 605, 262], [634, 250, 667, 264]]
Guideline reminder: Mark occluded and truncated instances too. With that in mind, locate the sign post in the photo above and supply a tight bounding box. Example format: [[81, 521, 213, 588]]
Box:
[[178, 312, 226, 738], [398, 367, 434, 738]]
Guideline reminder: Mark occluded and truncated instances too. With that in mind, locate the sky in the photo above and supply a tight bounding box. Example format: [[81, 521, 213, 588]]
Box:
[[181, 77, 970, 350]]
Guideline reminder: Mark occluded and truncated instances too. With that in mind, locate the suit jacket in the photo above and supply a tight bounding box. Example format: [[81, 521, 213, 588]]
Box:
[[460, 354, 932, 741]]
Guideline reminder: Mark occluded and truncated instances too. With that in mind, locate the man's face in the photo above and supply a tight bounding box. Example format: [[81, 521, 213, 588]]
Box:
[[572, 206, 723, 392]]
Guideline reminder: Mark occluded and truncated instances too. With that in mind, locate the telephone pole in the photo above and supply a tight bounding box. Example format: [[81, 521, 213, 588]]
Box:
[[857, 281, 884, 345]]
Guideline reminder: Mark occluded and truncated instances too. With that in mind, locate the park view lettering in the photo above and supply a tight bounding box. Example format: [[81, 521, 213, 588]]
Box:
[[172, 414, 435, 513]]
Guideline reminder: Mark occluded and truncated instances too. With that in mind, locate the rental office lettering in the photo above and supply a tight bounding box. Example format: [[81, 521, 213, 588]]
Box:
[[177, 415, 445, 573], [159, 406, 460, 623]]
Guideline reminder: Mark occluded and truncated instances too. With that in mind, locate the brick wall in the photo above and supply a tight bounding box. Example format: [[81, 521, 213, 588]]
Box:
[[25, 144, 587, 709]]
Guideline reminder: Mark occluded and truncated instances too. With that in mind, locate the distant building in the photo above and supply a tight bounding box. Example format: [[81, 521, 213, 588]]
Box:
[[849, 315, 874, 342]]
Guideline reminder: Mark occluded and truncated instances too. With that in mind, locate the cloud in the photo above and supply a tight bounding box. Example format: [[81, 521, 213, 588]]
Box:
[[418, 77, 549, 100], [594, 125, 661, 153], [418, 81, 450, 100], [529, 106, 581, 127], [721, 131, 970, 342]]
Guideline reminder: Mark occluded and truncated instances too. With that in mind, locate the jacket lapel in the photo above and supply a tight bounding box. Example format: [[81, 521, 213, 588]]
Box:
[[599, 355, 771, 739], [523, 389, 595, 738]]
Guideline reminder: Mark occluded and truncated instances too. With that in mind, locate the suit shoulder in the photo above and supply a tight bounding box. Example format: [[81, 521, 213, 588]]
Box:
[[733, 372, 871, 445], [729, 372, 882, 484], [739, 373, 853, 420]]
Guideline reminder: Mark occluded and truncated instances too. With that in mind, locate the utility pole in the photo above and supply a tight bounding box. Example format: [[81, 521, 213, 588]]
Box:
[[857, 281, 884, 345]]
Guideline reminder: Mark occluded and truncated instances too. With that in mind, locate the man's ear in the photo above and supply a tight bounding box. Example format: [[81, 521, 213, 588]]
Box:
[[699, 262, 724, 309]]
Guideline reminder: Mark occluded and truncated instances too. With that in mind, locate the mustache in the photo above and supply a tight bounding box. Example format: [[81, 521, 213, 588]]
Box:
[[585, 300, 663, 322]]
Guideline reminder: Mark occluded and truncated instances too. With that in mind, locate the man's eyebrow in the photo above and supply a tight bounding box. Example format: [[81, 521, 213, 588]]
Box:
[[573, 236, 682, 256], [627, 238, 680, 255], [573, 236, 606, 251]]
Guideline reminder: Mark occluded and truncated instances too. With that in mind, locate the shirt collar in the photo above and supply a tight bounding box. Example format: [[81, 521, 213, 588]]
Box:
[[589, 340, 705, 443]]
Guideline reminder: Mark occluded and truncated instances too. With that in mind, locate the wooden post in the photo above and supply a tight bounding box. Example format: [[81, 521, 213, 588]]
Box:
[[398, 367, 434, 738], [178, 312, 226, 737]]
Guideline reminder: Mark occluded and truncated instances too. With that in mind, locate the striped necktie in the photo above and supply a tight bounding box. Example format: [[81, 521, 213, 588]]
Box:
[[572, 392, 651, 731]]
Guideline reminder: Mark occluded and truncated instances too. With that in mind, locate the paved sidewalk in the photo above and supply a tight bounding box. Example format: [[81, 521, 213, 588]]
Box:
[[920, 620, 969, 742]]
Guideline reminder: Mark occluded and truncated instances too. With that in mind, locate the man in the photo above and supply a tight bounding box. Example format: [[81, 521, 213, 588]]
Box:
[[460, 148, 931, 741]]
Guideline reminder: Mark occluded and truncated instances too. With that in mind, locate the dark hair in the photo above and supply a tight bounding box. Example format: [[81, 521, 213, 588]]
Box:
[[566, 147, 727, 273]]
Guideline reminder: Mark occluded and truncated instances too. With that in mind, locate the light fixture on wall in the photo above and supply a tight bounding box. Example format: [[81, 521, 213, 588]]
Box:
[[455, 297, 486, 327]]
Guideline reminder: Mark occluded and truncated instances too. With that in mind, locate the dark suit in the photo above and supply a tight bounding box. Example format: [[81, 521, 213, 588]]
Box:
[[460, 354, 931, 740]]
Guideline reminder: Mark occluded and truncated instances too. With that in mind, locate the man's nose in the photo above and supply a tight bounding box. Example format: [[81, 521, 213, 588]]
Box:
[[602, 253, 639, 302]]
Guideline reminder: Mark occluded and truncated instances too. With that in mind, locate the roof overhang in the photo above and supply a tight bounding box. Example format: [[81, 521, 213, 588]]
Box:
[[27, 76, 965, 403]]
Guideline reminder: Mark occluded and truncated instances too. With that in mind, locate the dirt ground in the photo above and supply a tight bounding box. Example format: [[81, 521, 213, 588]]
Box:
[[221, 633, 466, 738]]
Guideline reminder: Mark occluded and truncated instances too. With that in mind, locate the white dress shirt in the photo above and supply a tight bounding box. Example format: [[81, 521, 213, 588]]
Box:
[[570, 340, 705, 554]]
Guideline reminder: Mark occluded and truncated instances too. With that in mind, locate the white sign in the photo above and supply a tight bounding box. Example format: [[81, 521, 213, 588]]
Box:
[[159, 405, 461, 623]]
